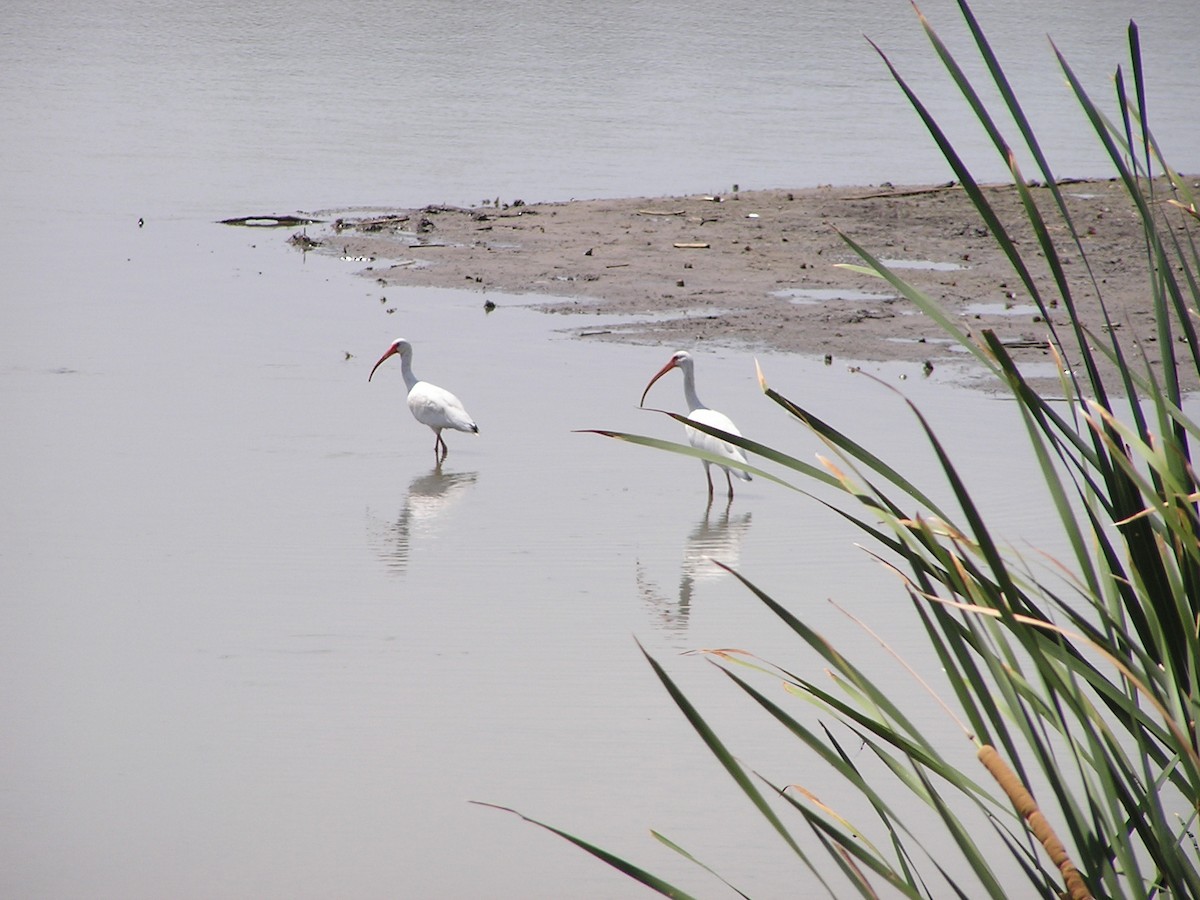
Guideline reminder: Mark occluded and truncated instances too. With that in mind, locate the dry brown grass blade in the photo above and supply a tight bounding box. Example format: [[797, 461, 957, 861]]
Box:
[[921, 594, 1200, 776], [1166, 198, 1199, 220], [830, 598, 976, 741]]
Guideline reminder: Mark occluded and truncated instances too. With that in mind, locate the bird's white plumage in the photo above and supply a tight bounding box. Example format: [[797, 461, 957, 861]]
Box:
[[640, 350, 751, 499], [369, 338, 478, 460], [408, 382, 476, 434], [685, 407, 751, 475]]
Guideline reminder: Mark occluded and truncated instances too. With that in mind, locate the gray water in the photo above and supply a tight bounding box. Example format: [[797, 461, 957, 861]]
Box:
[[2, 2, 1196, 897]]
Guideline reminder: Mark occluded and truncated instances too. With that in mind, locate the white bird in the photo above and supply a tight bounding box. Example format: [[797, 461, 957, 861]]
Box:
[[369, 338, 478, 461], [640, 350, 752, 499]]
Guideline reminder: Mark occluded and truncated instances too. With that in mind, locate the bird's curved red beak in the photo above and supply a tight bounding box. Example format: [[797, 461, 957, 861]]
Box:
[[368, 345, 398, 382], [639, 357, 678, 407]]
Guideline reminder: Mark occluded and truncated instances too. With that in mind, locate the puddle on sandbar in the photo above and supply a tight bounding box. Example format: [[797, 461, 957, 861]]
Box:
[[772, 287, 896, 304], [551, 304, 744, 338], [886, 336, 970, 356], [880, 258, 965, 271], [964, 301, 1042, 317]]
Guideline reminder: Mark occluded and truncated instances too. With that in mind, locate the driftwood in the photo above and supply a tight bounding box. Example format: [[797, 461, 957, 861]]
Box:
[[845, 177, 1102, 202], [844, 183, 962, 201], [287, 232, 321, 250], [219, 214, 322, 227], [335, 214, 411, 232]]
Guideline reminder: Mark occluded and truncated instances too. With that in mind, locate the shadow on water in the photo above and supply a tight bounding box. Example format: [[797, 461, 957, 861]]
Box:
[[371, 464, 480, 574], [638, 499, 753, 642]]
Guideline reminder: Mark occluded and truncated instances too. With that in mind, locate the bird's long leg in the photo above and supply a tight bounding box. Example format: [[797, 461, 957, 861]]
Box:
[[725, 468, 737, 499], [703, 461, 714, 500]]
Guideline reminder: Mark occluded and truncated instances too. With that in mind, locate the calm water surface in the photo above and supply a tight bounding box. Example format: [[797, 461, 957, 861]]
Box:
[[2, 1, 1196, 897], [3, 0, 1197, 216]]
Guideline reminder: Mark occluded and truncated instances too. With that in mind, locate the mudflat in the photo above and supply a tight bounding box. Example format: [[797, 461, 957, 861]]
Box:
[[295, 178, 1196, 388]]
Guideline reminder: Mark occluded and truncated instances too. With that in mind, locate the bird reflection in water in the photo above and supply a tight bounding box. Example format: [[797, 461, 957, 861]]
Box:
[[638, 499, 753, 641], [373, 464, 479, 574]]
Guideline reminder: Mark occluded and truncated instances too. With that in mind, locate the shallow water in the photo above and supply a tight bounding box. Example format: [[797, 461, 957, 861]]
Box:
[[776, 287, 899, 303], [0, 218, 1070, 897], [3, 1, 1197, 896]]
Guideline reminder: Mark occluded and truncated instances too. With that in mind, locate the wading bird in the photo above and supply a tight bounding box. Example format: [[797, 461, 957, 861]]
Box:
[[640, 350, 751, 500], [369, 338, 478, 461]]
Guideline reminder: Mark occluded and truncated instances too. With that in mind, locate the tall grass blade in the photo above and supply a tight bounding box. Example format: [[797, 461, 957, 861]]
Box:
[[471, 802, 699, 898], [635, 641, 830, 884], [508, 7, 1200, 896]]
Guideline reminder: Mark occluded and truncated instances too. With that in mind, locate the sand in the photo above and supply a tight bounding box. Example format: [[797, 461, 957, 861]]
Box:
[[293, 178, 1197, 389]]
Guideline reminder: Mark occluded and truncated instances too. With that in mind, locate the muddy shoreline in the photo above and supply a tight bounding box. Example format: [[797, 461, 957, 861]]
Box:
[[292, 178, 1195, 389]]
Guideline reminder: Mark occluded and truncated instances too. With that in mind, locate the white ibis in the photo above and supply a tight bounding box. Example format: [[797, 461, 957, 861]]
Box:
[[369, 338, 478, 461], [640, 350, 751, 499]]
